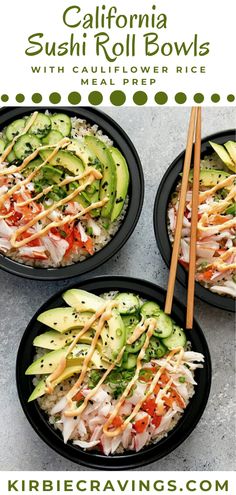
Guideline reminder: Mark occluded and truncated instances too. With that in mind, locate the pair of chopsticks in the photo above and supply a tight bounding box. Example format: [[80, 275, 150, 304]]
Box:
[[165, 107, 201, 329]]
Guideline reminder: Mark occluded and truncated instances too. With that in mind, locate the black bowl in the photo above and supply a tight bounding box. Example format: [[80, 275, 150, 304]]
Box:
[[0, 107, 144, 280], [16, 276, 211, 470], [154, 129, 235, 312]]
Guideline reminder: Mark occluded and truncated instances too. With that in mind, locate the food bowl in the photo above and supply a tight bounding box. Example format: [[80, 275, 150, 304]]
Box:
[[0, 107, 144, 280], [16, 276, 211, 470], [153, 129, 235, 312]]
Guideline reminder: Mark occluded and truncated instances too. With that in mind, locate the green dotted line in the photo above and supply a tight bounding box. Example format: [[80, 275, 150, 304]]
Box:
[[0, 92, 235, 105]]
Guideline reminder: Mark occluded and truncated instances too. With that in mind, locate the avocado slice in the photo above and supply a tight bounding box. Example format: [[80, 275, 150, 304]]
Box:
[[209, 141, 235, 172], [85, 136, 117, 217], [224, 141, 236, 172], [26, 347, 70, 375], [101, 309, 125, 362], [188, 168, 230, 187], [37, 307, 95, 333], [67, 138, 96, 166], [39, 149, 84, 175], [33, 328, 97, 350], [26, 343, 104, 375], [110, 147, 129, 222], [28, 364, 82, 402], [42, 165, 63, 184], [62, 289, 104, 313]]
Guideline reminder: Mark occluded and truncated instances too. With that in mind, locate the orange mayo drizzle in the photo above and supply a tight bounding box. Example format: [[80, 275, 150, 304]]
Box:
[[0, 140, 72, 177], [126, 317, 149, 345], [0, 137, 70, 207], [197, 214, 236, 237], [103, 346, 184, 437], [102, 319, 156, 436], [198, 175, 236, 204], [204, 186, 236, 216], [64, 345, 126, 418], [45, 303, 108, 393], [10, 197, 108, 248], [0, 112, 39, 164], [207, 247, 236, 272], [17, 167, 102, 207]]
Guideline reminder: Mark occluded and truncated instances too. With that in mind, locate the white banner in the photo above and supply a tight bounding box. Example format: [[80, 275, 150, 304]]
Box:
[[0, 0, 234, 105], [0, 472, 234, 495]]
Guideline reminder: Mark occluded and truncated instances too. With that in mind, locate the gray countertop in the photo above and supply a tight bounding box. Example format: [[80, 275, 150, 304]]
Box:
[[0, 107, 235, 471]]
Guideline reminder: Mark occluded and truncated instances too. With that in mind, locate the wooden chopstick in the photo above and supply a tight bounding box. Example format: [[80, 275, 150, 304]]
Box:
[[165, 107, 197, 315], [186, 107, 201, 328]]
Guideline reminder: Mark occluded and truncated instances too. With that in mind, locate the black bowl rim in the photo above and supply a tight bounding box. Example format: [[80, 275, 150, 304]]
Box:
[[0, 106, 144, 281], [16, 275, 212, 470], [153, 128, 236, 312]]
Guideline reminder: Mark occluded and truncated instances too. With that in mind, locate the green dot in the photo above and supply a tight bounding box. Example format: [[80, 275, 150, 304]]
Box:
[[88, 91, 103, 105], [49, 92, 61, 104], [154, 92, 168, 105], [110, 91, 126, 106], [194, 93, 204, 104], [175, 92, 187, 104], [211, 93, 220, 103], [1, 94, 9, 102], [68, 92, 81, 105], [15, 93, 25, 103], [32, 93, 42, 104], [133, 91, 148, 106], [227, 94, 235, 102]]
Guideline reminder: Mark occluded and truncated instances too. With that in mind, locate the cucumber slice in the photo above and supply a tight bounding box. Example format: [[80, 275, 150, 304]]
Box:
[[162, 325, 187, 350], [13, 134, 41, 160], [5, 118, 26, 141], [153, 311, 173, 339], [122, 353, 137, 369], [0, 138, 6, 154], [42, 130, 63, 145], [50, 113, 72, 137], [140, 301, 161, 319], [28, 113, 51, 138], [126, 333, 146, 354], [144, 337, 167, 361], [115, 292, 140, 315]]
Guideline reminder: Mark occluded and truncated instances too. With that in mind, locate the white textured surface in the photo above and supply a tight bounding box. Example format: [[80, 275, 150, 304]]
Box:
[[0, 107, 235, 471]]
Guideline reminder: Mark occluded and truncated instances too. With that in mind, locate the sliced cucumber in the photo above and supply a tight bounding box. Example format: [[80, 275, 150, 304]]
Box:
[[28, 113, 51, 138], [5, 118, 26, 141], [122, 314, 140, 332], [144, 337, 167, 361], [0, 138, 6, 154], [42, 130, 63, 145], [13, 134, 41, 160], [126, 333, 146, 354], [122, 353, 137, 369], [153, 311, 173, 339], [115, 292, 140, 315], [140, 301, 161, 319], [162, 325, 187, 350], [50, 113, 72, 137]]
